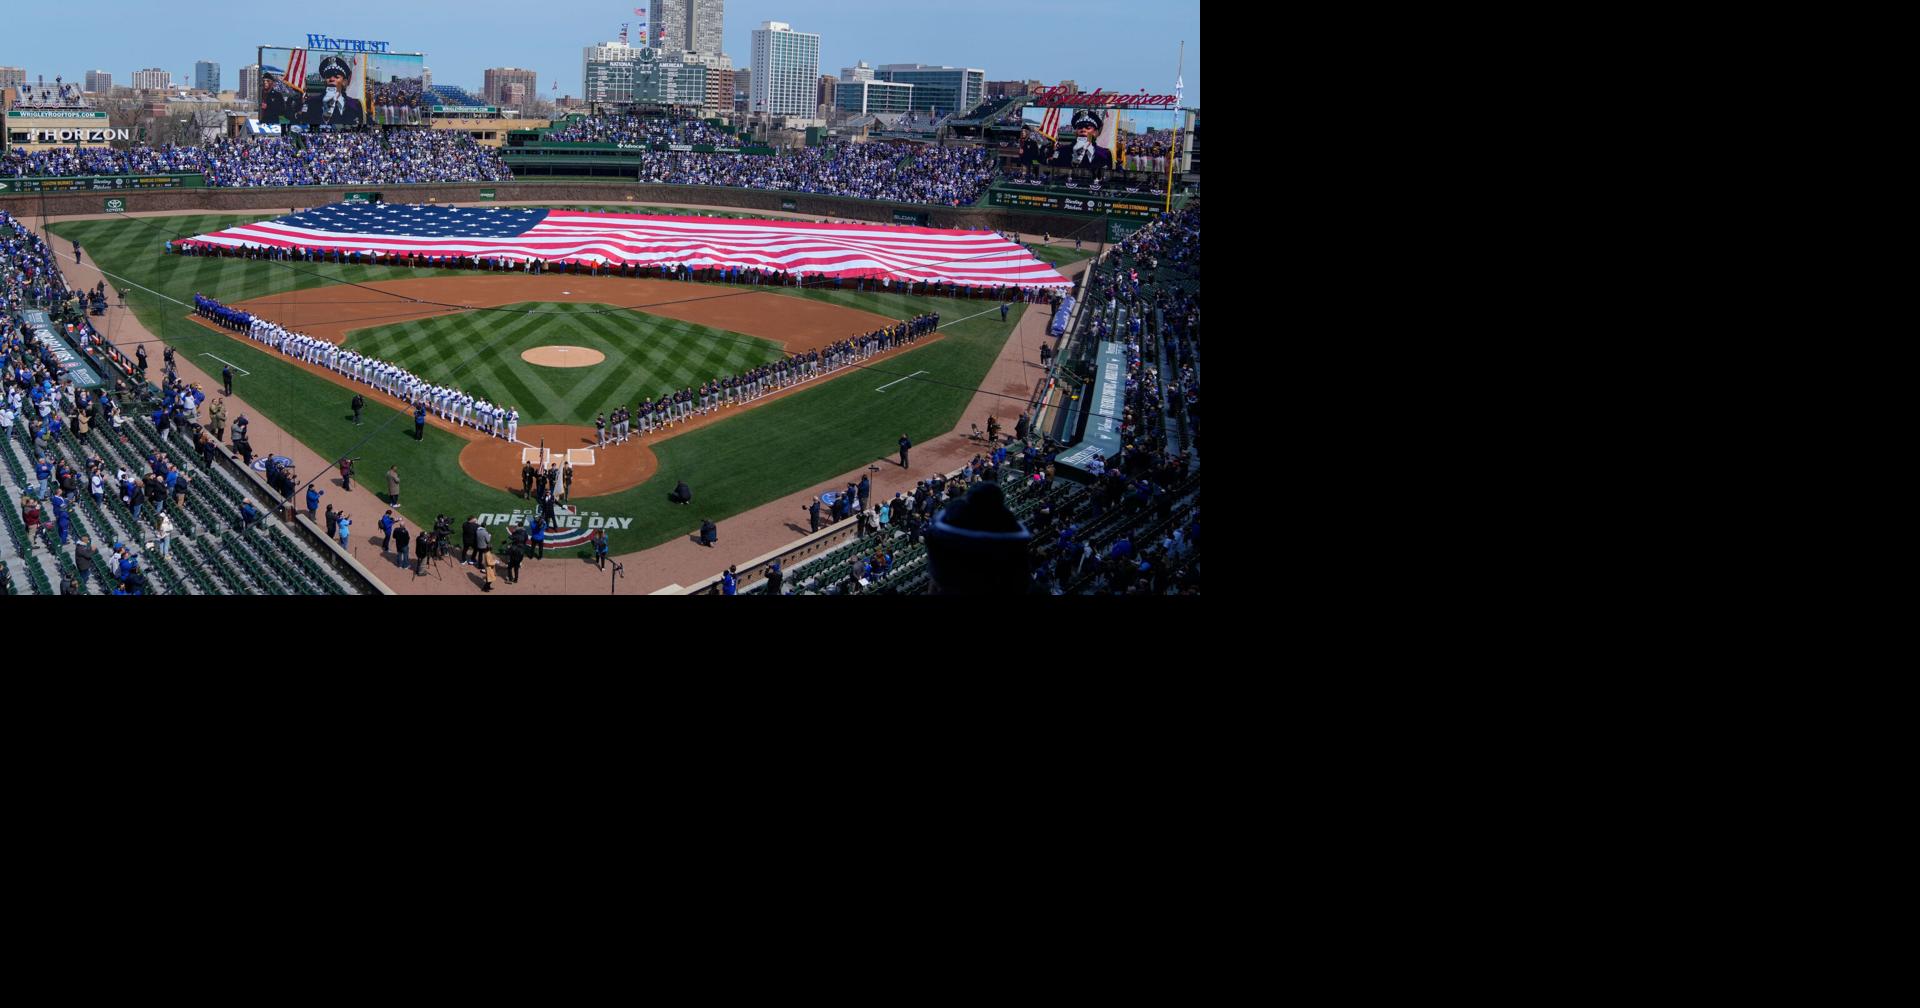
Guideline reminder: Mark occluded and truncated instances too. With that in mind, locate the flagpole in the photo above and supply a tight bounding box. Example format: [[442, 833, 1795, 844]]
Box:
[[1165, 41, 1185, 214]]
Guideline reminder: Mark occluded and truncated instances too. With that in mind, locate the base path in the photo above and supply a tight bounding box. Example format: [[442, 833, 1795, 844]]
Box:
[[232, 274, 897, 354]]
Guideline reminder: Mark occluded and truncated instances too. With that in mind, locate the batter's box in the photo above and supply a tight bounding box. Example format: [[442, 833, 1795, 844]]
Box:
[[520, 447, 596, 467]]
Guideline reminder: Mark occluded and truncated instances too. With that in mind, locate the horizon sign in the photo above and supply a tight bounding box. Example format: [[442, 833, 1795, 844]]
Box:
[[305, 33, 392, 53]]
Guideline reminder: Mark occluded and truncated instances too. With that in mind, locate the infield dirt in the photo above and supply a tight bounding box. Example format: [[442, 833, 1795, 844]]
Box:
[[213, 274, 935, 496]]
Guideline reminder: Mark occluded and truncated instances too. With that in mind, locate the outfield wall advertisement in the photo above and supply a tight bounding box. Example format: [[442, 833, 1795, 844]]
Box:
[[258, 45, 427, 126]]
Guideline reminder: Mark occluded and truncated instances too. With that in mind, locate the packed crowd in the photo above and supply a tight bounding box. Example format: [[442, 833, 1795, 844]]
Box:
[[631, 142, 997, 206], [2, 132, 513, 186], [1117, 203, 1201, 277], [3, 210, 203, 593], [541, 113, 733, 146]]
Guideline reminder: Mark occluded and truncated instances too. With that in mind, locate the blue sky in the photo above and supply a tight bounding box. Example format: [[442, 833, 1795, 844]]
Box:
[[4, 1, 1199, 106]]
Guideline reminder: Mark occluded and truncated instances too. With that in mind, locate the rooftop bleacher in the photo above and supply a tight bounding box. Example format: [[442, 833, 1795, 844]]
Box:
[[426, 84, 486, 107]]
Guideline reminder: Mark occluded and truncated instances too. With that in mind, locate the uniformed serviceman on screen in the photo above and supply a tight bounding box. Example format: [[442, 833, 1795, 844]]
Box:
[[299, 56, 364, 126]]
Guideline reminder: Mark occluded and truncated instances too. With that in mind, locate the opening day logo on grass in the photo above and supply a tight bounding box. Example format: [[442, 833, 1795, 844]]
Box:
[[478, 505, 634, 548]]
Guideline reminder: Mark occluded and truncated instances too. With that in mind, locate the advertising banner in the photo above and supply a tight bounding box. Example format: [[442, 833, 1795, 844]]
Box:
[[17, 128, 131, 143], [987, 186, 1161, 220], [0, 174, 204, 194], [258, 45, 425, 126], [20, 310, 107, 390]]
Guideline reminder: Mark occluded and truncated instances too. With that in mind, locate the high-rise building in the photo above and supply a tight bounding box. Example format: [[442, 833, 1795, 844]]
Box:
[[238, 65, 259, 102], [835, 78, 913, 116], [875, 63, 984, 117], [705, 64, 734, 117], [817, 75, 836, 114], [85, 70, 113, 93], [840, 61, 875, 83], [750, 21, 819, 119], [0, 67, 27, 91], [484, 67, 538, 107], [195, 60, 220, 92], [649, 0, 725, 56], [422, 66, 433, 87], [132, 68, 171, 91]]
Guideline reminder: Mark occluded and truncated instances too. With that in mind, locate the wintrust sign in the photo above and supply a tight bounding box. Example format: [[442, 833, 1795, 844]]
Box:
[[305, 34, 392, 52]]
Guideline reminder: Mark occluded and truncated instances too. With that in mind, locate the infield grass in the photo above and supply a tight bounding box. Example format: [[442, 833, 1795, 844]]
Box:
[[49, 211, 1030, 558], [343, 302, 783, 427]]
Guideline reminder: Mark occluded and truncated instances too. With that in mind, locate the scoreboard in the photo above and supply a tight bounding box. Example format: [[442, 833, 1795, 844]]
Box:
[[988, 186, 1161, 219]]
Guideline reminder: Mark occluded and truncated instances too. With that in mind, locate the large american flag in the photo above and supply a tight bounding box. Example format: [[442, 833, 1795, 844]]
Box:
[[178, 204, 1073, 288]]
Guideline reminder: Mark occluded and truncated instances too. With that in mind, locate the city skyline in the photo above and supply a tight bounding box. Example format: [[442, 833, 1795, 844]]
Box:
[[0, 0, 1199, 106]]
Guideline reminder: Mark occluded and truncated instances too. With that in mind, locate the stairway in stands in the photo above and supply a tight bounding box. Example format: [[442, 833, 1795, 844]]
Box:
[[0, 414, 361, 595]]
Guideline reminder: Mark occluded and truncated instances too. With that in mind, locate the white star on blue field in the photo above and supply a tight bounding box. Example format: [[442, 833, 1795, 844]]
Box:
[[283, 203, 547, 236]]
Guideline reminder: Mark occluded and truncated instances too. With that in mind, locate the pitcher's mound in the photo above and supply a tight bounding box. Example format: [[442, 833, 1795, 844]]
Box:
[[459, 425, 655, 497], [522, 345, 606, 367]]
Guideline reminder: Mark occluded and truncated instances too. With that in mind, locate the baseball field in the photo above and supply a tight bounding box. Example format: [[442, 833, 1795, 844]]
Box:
[[48, 208, 1031, 555]]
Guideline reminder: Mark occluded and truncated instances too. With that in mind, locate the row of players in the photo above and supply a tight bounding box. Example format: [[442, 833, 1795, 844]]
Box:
[[194, 295, 523, 441], [195, 293, 941, 449], [591, 313, 943, 446]]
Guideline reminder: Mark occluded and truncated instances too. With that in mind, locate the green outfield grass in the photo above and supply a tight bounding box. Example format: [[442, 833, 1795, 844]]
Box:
[[48, 212, 1030, 558], [342, 302, 784, 427], [1026, 243, 1098, 269]]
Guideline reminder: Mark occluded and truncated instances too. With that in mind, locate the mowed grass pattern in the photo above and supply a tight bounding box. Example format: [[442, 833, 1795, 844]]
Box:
[[343, 302, 783, 427], [49, 212, 1028, 556]]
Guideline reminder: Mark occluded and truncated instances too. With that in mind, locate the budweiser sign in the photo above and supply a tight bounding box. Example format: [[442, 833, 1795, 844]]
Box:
[[1031, 86, 1180, 108]]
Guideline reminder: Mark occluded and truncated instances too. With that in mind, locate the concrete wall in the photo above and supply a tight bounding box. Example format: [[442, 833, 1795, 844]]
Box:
[[0, 180, 1092, 235]]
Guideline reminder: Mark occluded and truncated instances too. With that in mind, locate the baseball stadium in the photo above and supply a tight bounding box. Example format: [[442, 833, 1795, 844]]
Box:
[[1, 15, 1199, 596]]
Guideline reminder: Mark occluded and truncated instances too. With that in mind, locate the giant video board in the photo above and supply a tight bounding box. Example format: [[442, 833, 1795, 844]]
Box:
[[258, 46, 426, 127], [1018, 104, 1186, 174]]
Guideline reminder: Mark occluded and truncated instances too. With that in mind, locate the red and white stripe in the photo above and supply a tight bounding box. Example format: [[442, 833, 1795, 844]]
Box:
[[182, 210, 1073, 287], [284, 49, 307, 95]]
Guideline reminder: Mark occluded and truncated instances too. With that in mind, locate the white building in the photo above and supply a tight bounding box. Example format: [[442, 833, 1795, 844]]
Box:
[[750, 21, 819, 120], [132, 67, 171, 91], [238, 65, 259, 102]]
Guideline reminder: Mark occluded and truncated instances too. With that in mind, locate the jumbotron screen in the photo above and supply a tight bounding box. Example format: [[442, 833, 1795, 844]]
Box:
[[257, 46, 426, 127], [1018, 106, 1185, 173]]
